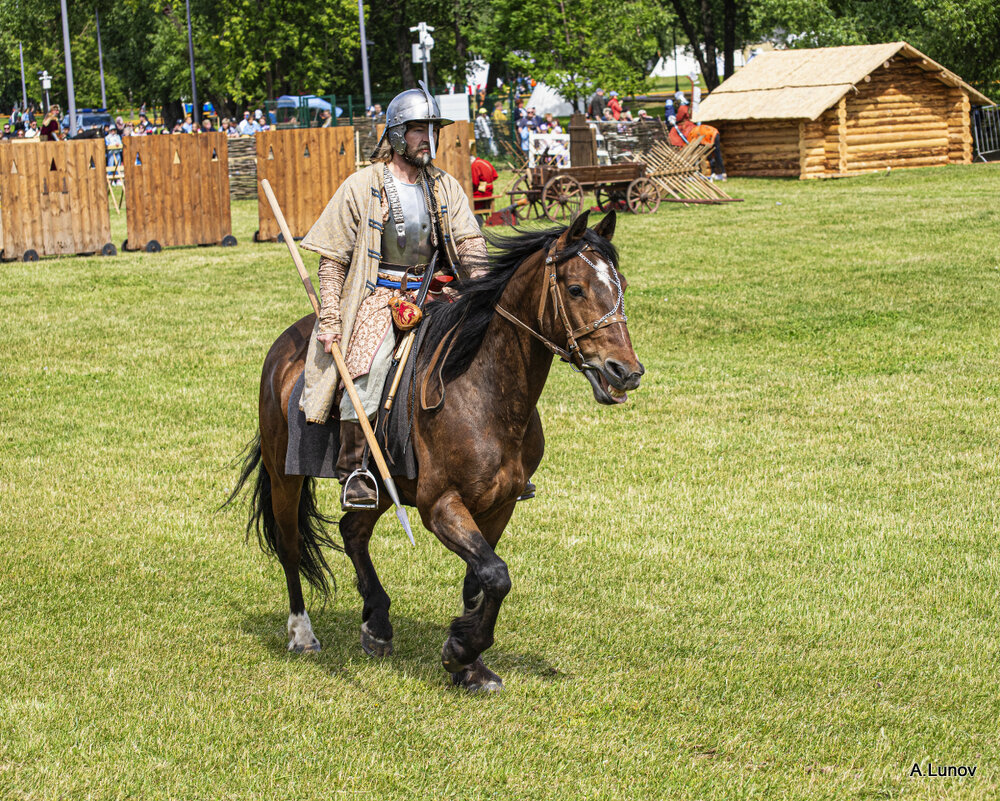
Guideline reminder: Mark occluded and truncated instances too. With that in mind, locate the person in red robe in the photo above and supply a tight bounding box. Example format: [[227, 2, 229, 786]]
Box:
[[470, 153, 499, 214]]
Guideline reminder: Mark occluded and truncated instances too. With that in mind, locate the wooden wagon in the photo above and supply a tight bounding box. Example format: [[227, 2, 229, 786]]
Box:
[[506, 162, 660, 222]]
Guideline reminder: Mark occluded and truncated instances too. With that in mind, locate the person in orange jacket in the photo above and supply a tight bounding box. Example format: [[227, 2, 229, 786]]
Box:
[[667, 105, 726, 179]]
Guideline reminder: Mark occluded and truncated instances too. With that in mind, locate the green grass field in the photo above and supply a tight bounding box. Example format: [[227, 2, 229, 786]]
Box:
[[2, 165, 999, 799]]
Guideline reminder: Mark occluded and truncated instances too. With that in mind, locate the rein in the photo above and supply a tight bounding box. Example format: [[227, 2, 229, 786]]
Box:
[[495, 244, 627, 369]]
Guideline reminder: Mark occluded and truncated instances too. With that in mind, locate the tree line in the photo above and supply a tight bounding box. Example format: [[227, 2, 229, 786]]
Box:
[[1, 0, 996, 122]]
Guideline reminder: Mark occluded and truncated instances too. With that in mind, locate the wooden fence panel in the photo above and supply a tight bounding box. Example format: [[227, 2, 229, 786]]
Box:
[[435, 120, 474, 202], [255, 127, 355, 241], [123, 134, 232, 250], [0, 140, 112, 260]]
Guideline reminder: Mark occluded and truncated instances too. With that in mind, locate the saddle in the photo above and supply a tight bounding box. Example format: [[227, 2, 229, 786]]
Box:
[[284, 323, 454, 481]]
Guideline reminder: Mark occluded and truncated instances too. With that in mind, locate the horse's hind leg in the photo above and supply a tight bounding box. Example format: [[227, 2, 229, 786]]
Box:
[[340, 506, 394, 657], [270, 473, 323, 653]]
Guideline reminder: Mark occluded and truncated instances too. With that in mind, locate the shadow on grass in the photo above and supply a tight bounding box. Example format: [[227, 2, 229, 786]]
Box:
[[239, 607, 568, 689]]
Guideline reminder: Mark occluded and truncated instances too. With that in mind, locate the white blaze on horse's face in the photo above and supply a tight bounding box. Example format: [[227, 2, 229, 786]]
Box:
[[591, 258, 616, 294]]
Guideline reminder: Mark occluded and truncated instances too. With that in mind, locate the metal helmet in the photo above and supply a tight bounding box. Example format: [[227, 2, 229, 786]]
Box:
[[377, 81, 453, 159]]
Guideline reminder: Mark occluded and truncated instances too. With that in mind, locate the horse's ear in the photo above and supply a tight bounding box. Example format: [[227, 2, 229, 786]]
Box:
[[566, 210, 591, 243], [592, 210, 616, 242]]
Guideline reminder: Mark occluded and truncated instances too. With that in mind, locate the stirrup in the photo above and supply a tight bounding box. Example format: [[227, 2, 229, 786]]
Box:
[[342, 467, 378, 510]]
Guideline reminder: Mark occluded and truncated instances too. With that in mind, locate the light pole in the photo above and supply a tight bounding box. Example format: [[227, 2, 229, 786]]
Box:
[[358, 0, 372, 111], [410, 22, 434, 88], [96, 9, 107, 109], [59, 0, 78, 134], [39, 71, 52, 110], [185, 0, 199, 125], [19, 42, 27, 108]]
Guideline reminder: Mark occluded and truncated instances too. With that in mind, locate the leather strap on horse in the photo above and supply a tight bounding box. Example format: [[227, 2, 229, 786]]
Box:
[[420, 321, 462, 411], [496, 245, 627, 368]]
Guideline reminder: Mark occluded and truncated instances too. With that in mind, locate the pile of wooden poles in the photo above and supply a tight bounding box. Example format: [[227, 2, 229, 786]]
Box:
[[638, 139, 737, 204]]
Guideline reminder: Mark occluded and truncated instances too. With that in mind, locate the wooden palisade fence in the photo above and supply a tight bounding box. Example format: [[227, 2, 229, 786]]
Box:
[[254, 127, 355, 241], [0, 140, 115, 261], [122, 133, 235, 252]]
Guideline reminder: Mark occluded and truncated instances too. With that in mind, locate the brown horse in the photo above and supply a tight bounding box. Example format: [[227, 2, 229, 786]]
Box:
[[228, 210, 643, 691]]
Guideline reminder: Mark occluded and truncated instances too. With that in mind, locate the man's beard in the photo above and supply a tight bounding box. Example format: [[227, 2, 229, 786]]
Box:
[[403, 144, 432, 168]]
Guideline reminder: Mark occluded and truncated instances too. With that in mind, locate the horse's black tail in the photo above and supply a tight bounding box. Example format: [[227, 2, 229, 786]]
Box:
[[222, 432, 340, 597]]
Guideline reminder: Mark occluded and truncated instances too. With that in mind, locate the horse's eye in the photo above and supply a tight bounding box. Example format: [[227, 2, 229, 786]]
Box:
[[568, 285, 584, 298]]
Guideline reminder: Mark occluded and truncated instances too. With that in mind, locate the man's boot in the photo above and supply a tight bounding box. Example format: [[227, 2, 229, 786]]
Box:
[[337, 420, 378, 510]]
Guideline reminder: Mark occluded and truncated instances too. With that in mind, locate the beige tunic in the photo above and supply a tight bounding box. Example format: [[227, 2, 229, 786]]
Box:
[[298, 163, 485, 424]]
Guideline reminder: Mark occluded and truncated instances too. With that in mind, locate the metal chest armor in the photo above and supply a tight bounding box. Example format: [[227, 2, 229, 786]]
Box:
[[381, 176, 434, 267]]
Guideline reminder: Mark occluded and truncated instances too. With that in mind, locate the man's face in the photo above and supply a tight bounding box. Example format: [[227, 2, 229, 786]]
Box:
[[402, 123, 432, 167]]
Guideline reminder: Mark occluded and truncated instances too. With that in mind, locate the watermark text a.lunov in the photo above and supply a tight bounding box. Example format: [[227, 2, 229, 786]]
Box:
[[910, 762, 977, 778]]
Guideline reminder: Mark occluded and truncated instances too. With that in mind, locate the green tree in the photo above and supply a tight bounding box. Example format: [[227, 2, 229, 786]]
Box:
[[485, 0, 668, 104]]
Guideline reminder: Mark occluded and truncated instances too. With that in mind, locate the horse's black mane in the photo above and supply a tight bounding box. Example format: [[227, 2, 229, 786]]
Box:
[[421, 224, 619, 382]]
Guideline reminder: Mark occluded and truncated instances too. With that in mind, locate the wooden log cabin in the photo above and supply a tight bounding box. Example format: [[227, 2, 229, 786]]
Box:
[[694, 42, 992, 178]]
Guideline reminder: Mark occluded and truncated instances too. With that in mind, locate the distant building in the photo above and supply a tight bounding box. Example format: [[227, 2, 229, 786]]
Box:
[[695, 42, 992, 178]]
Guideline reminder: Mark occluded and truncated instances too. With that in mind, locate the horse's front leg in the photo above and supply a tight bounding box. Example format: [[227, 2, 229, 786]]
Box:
[[424, 492, 515, 692]]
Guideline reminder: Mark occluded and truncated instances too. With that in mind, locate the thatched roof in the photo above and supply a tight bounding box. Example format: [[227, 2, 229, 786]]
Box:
[[696, 42, 992, 123]]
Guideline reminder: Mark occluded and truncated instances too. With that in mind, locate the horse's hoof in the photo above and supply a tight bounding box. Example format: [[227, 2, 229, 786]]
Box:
[[451, 657, 504, 694], [287, 611, 320, 654], [288, 637, 321, 654], [360, 621, 393, 658], [441, 637, 470, 673]]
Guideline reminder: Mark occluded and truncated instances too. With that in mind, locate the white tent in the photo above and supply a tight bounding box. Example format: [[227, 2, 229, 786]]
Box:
[[525, 83, 576, 116]]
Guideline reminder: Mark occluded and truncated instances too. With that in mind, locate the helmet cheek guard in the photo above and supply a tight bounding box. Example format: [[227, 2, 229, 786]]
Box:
[[387, 124, 407, 155]]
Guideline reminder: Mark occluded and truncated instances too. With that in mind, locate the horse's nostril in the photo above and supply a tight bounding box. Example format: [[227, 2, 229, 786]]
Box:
[[605, 359, 630, 383]]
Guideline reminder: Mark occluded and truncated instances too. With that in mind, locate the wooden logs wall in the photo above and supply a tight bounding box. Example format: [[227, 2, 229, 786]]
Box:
[[840, 57, 962, 175], [716, 120, 800, 177]]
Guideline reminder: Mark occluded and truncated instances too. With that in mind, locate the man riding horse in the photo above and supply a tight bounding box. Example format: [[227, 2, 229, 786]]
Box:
[[298, 85, 488, 510]]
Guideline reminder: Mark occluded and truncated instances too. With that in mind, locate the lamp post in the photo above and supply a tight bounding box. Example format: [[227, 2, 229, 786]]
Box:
[[19, 43, 28, 108], [410, 22, 434, 88], [39, 70, 52, 110], [358, 0, 372, 111], [96, 9, 107, 110], [185, 0, 199, 125], [59, 0, 77, 134]]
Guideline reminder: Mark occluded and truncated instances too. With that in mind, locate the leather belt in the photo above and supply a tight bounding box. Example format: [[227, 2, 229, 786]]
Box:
[[380, 261, 430, 276], [378, 262, 431, 291]]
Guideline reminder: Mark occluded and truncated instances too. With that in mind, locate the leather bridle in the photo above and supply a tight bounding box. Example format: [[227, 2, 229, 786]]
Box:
[[495, 243, 627, 370]]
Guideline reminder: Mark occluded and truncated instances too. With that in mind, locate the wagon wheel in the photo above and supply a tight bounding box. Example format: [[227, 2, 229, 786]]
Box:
[[542, 175, 583, 222], [626, 177, 661, 214], [595, 185, 627, 213], [506, 175, 537, 222]]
